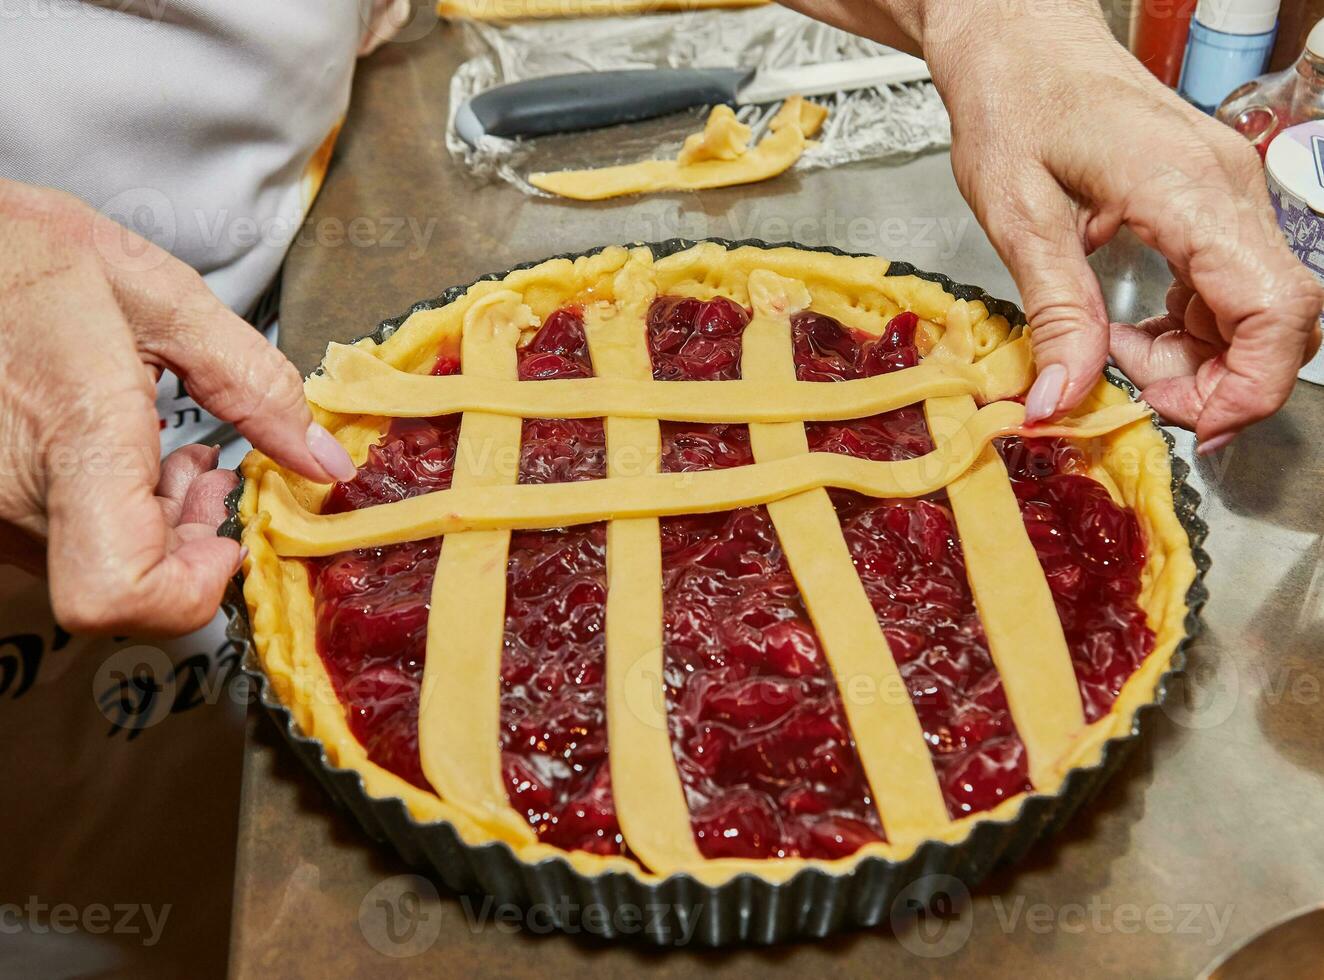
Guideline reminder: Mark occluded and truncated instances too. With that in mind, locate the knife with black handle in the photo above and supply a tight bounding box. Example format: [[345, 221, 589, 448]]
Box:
[[455, 53, 930, 146]]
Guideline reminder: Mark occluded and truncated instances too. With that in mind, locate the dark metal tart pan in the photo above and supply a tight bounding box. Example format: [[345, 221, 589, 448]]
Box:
[[220, 237, 1211, 946]]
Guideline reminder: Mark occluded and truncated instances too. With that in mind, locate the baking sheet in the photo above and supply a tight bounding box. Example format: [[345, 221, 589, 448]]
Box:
[[445, 6, 952, 194], [243, 24, 1324, 974]]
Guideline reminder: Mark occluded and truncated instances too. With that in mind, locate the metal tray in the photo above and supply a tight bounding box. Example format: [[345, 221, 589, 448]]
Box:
[[220, 237, 1211, 946]]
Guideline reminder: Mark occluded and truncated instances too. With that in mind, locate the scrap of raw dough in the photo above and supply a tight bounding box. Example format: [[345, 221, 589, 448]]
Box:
[[676, 105, 752, 165], [529, 96, 827, 202], [770, 95, 828, 137]]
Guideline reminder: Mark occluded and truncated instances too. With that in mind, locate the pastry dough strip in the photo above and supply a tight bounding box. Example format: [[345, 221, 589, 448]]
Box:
[[306, 337, 1035, 420], [418, 292, 538, 845], [923, 302, 1085, 787], [261, 400, 1150, 558], [530, 118, 808, 202], [742, 271, 949, 843], [583, 266, 705, 872]]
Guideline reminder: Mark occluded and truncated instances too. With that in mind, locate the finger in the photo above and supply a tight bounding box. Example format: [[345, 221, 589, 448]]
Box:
[[1127, 313, 1185, 339], [1164, 277, 1194, 323], [157, 443, 221, 516], [1109, 320, 1221, 391], [1173, 247, 1318, 446], [50, 446, 242, 636], [156, 493, 182, 529], [172, 521, 227, 545], [983, 174, 1110, 421], [359, 0, 411, 55], [1121, 137, 1324, 444], [1304, 321, 1323, 365], [97, 250, 355, 483], [180, 468, 240, 528], [1193, 269, 1321, 447], [1182, 292, 1226, 347], [47, 416, 242, 635], [1134, 378, 1204, 430], [1129, 358, 1229, 431], [1110, 282, 1226, 434]]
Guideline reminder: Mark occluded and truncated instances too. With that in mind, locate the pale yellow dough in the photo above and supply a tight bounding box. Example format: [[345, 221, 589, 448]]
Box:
[[769, 95, 828, 136], [923, 301, 1085, 789], [419, 293, 538, 845], [258, 399, 1148, 558], [583, 257, 706, 873], [306, 335, 1036, 420], [529, 97, 825, 201], [742, 270, 949, 846], [676, 105, 751, 165], [239, 242, 1197, 887]]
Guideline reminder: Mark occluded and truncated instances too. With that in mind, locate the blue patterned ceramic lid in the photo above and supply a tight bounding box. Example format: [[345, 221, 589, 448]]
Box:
[[1266, 120, 1324, 214]]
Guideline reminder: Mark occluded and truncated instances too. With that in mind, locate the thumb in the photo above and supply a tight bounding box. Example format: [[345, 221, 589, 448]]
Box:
[[989, 178, 1110, 422]]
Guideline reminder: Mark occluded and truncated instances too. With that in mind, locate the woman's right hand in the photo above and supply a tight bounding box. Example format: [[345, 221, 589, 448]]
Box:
[[0, 179, 356, 635], [925, 4, 1322, 449], [780, 0, 1323, 449]]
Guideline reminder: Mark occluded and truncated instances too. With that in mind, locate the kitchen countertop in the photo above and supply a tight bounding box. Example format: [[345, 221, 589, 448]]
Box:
[[229, 16, 1324, 978]]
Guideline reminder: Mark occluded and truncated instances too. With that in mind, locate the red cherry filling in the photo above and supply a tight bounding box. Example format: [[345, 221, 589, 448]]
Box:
[[306, 290, 1155, 860], [800, 311, 932, 462], [498, 309, 622, 855], [792, 307, 1032, 818], [648, 295, 747, 381], [998, 437, 1154, 722], [308, 360, 465, 791], [652, 296, 886, 859]]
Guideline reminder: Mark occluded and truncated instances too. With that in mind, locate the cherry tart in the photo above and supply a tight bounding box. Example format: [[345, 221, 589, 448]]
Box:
[[237, 242, 1199, 924]]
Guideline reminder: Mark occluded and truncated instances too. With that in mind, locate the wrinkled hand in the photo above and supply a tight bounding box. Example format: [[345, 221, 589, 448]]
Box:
[[930, 5, 1322, 450], [0, 180, 356, 635], [782, 0, 1322, 451]]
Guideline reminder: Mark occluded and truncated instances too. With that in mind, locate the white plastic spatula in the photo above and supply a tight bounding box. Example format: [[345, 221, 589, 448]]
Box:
[[455, 52, 931, 146]]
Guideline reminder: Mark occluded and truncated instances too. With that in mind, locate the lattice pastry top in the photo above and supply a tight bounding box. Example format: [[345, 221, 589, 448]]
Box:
[[239, 242, 1195, 885]]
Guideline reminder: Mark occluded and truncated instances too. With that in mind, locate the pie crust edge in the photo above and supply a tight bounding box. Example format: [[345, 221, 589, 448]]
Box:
[[237, 242, 1197, 886]]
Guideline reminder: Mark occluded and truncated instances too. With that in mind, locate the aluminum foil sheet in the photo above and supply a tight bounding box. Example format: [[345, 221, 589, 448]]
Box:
[[445, 8, 952, 194]]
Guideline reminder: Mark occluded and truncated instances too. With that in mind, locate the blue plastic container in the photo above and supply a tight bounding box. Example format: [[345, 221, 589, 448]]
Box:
[[1179, 13, 1277, 113]]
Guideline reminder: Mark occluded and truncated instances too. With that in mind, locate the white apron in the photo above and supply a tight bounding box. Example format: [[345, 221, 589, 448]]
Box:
[[0, 2, 365, 973]]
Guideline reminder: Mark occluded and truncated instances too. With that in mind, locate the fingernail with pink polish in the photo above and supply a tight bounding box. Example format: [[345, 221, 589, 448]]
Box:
[[305, 422, 357, 482], [1024, 364, 1067, 423], [1197, 432, 1235, 456]]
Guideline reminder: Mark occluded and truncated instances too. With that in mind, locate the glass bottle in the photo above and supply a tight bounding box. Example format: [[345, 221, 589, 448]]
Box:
[[1216, 19, 1324, 157]]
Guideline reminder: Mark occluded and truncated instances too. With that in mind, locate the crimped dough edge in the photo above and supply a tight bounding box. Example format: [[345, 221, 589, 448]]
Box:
[[239, 242, 1195, 886]]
